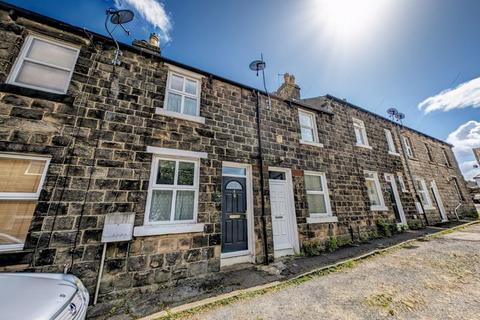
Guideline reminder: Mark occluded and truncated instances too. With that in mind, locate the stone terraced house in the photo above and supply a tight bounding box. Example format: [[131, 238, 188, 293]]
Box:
[[0, 1, 475, 317]]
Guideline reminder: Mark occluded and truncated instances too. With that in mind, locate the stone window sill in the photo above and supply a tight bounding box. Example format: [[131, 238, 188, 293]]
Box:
[[370, 206, 389, 211], [355, 143, 372, 150], [307, 215, 338, 224], [133, 223, 205, 237], [0, 83, 73, 103], [423, 206, 436, 211], [388, 151, 400, 156], [155, 107, 205, 124], [0, 243, 24, 252], [300, 140, 324, 148]]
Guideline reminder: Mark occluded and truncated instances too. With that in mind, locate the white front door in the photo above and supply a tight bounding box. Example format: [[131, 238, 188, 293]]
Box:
[[431, 180, 448, 222], [384, 173, 407, 225], [268, 168, 299, 258]]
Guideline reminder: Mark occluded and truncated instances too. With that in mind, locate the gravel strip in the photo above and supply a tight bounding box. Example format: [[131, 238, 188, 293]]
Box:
[[187, 223, 480, 320]]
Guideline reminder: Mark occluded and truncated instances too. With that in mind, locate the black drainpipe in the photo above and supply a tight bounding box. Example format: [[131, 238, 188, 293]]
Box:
[[255, 90, 269, 265]]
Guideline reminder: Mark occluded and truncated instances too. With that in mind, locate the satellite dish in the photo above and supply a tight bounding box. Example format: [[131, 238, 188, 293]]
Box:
[[108, 9, 135, 25], [387, 108, 398, 116], [396, 113, 405, 120], [249, 60, 266, 72]]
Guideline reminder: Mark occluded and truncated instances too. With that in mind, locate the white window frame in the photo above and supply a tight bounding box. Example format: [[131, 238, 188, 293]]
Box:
[[384, 129, 399, 155], [364, 170, 387, 211], [144, 156, 200, 225], [403, 136, 414, 158], [304, 171, 336, 223], [353, 118, 371, 149], [442, 148, 451, 167], [6, 34, 80, 94], [134, 148, 207, 236], [0, 153, 51, 200], [298, 109, 323, 147], [156, 64, 205, 124], [0, 153, 51, 252], [397, 173, 407, 192], [415, 177, 434, 210]]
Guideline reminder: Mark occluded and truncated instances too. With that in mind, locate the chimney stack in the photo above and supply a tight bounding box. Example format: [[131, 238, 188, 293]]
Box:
[[276, 73, 301, 100], [132, 32, 161, 55]]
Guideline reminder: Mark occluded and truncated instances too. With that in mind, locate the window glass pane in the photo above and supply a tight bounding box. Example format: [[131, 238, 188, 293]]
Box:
[[170, 74, 184, 91], [185, 79, 197, 95], [299, 113, 312, 127], [149, 190, 173, 221], [225, 181, 243, 190], [184, 97, 197, 116], [366, 180, 381, 206], [27, 38, 77, 69], [177, 162, 195, 185], [307, 194, 327, 214], [174, 190, 195, 220], [0, 158, 46, 193], [222, 167, 246, 176], [305, 175, 323, 191], [0, 200, 36, 245], [268, 171, 286, 180], [355, 127, 365, 145], [166, 93, 182, 113], [156, 160, 175, 185], [301, 127, 314, 142], [15, 61, 70, 92]]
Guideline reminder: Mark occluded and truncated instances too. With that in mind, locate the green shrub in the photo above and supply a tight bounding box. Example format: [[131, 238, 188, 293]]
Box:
[[302, 239, 322, 256], [407, 219, 423, 230], [376, 219, 393, 237], [325, 237, 338, 253], [465, 209, 479, 220]]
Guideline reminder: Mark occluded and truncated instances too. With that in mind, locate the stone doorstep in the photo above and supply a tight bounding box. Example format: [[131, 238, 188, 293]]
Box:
[[137, 220, 479, 320]]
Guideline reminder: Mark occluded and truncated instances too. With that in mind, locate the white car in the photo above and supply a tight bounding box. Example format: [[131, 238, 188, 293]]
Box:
[[0, 272, 89, 320]]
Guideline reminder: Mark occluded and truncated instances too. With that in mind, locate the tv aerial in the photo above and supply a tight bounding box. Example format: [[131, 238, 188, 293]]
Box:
[[105, 8, 135, 65]]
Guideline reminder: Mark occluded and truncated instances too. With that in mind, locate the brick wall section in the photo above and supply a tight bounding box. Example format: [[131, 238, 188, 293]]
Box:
[[0, 6, 475, 313]]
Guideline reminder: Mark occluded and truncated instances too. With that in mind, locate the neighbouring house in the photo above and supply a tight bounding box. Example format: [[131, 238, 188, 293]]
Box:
[[0, 1, 476, 317]]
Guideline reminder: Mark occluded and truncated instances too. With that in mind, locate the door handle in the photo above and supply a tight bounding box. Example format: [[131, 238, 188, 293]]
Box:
[[275, 215, 283, 219]]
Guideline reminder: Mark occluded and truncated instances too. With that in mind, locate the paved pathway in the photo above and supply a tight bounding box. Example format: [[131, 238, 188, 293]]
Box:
[[188, 224, 480, 320]]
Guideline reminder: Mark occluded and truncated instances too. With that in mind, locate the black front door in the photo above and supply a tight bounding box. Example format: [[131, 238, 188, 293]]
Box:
[[387, 182, 402, 223], [221, 176, 248, 253]]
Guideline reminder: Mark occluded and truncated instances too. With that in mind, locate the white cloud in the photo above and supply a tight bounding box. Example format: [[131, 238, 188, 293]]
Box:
[[115, 0, 171, 42], [446, 120, 480, 180], [418, 76, 480, 113]]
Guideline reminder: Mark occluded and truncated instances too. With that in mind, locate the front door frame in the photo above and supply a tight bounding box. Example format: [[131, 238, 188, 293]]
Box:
[[384, 173, 407, 225], [431, 180, 448, 222], [268, 167, 300, 257], [220, 162, 255, 266]]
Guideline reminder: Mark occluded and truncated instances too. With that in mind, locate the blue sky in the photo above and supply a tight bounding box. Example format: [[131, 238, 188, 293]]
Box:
[[6, 0, 480, 179]]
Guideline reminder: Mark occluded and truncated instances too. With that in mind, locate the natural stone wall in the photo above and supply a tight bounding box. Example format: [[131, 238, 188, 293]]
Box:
[[0, 5, 475, 318]]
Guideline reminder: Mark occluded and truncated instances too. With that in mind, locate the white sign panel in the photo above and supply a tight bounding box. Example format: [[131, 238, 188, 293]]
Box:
[[101, 212, 135, 243]]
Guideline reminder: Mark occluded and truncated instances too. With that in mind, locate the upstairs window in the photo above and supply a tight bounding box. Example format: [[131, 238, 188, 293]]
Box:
[[442, 148, 452, 167], [425, 143, 434, 162], [298, 109, 320, 144], [7, 35, 79, 94], [0, 153, 50, 252], [353, 118, 370, 148], [146, 156, 199, 224], [164, 70, 201, 117], [384, 129, 398, 155], [364, 171, 386, 211], [402, 136, 414, 158]]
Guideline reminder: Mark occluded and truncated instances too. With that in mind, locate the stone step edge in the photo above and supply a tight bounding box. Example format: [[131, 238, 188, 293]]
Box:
[[139, 219, 480, 320]]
